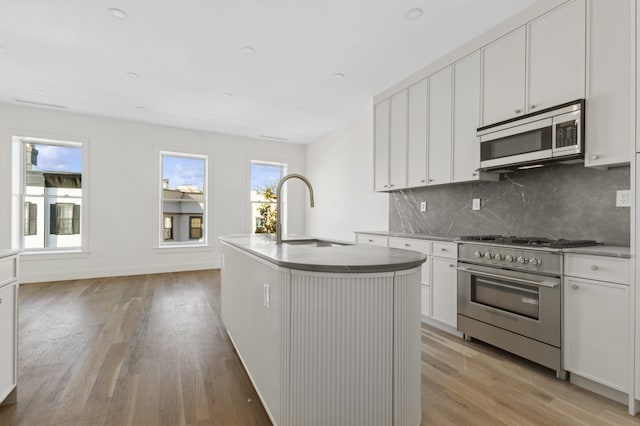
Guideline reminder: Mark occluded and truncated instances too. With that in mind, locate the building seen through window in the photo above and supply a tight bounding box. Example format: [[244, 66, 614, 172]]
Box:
[[22, 140, 83, 250], [161, 153, 207, 245]]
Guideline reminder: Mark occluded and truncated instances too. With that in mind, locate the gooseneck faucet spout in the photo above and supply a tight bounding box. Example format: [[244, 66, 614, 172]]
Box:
[[275, 174, 315, 245]]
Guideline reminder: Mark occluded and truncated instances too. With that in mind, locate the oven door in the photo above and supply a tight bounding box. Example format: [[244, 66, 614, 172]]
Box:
[[457, 263, 561, 347]]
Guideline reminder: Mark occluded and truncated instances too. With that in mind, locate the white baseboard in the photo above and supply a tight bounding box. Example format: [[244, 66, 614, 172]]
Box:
[[19, 261, 221, 283], [422, 316, 464, 338]]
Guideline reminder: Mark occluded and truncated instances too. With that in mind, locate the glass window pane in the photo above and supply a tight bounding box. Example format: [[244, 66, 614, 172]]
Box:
[[250, 161, 286, 234]]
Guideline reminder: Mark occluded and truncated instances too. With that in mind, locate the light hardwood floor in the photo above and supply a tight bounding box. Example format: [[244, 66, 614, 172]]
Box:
[[0, 270, 638, 425]]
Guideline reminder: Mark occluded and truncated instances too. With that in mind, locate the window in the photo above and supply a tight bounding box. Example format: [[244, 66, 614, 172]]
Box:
[[163, 216, 174, 241], [189, 216, 202, 239], [24, 202, 37, 236], [21, 139, 83, 250], [250, 161, 287, 233], [160, 152, 207, 245]]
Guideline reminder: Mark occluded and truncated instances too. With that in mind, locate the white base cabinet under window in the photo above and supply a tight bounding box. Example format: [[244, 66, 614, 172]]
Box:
[[563, 254, 630, 393], [0, 252, 19, 406]]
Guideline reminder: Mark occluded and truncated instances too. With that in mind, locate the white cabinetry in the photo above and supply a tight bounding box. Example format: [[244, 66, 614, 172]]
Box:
[[587, 0, 632, 167], [482, 27, 527, 125], [0, 253, 18, 406], [427, 66, 452, 186], [407, 79, 428, 187], [429, 242, 458, 329], [388, 237, 431, 318], [481, 0, 585, 126], [563, 254, 630, 394], [389, 91, 408, 189], [356, 234, 388, 247], [374, 99, 390, 191]]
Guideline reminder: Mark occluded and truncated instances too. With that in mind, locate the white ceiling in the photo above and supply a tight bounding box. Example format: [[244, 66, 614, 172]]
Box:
[[0, 0, 536, 143]]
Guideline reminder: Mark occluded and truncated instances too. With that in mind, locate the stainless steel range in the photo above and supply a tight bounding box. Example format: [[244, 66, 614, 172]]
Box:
[[456, 235, 597, 379]]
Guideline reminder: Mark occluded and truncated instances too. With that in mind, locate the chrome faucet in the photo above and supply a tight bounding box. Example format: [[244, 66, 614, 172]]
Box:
[[275, 174, 315, 245]]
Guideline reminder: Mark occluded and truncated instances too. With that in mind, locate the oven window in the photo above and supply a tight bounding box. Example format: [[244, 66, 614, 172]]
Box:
[[481, 127, 552, 161], [471, 277, 540, 320]]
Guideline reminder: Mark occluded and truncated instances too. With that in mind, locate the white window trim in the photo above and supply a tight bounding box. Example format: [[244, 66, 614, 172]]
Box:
[[12, 135, 89, 254], [248, 159, 288, 234], [158, 150, 209, 248]]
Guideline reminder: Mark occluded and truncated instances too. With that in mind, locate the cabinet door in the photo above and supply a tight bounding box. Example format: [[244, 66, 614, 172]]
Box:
[[427, 66, 452, 186], [430, 257, 457, 328], [482, 27, 526, 125], [587, 0, 631, 167], [527, 0, 586, 112], [421, 285, 431, 318], [389, 91, 408, 190], [452, 51, 481, 182], [407, 79, 428, 187], [0, 282, 17, 402], [374, 99, 390, 191], [564, 277, 628, 391]]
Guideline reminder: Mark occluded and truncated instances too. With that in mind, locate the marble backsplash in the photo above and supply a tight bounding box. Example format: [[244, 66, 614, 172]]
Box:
[[389, 164, 630, 246]]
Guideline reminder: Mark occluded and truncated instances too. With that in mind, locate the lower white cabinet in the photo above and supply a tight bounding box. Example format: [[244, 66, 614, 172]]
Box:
[[421, 285, 431, 318], [356, 234, 388, 247], [563, 259, 630, 393], [430, 256, 458, 329], [0, 253, 18, 406]]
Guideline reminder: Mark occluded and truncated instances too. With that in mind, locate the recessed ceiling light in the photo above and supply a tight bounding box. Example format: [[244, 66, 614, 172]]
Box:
[[127, 72, 139, 78], [108, 8, 128, 19], [295, 107, 302, 112], [222, 92, 233, 97], [136, 105, 146, 110], [34, 89, 46, 94], [242, 46, 256, 55], [333, 73, 345, 79], [407, 8, 424, 20]]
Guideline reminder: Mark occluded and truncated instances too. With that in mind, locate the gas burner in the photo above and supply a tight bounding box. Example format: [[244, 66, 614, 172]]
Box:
[[459, 235, 598, 248]]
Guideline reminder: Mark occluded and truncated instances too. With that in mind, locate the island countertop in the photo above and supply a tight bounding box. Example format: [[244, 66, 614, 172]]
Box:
[[219, 234, 426, 273]]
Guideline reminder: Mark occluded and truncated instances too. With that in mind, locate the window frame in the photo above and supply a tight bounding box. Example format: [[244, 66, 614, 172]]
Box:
[[14, 136, 88, 253], [158, 150, 208, 248], [24, 201, 37, 236], [249, 160, 287, 234]]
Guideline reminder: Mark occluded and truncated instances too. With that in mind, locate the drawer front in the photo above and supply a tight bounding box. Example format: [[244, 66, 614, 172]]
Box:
[[356, 234, 388, 247], [431, 242, 457, 259], [0, 256, 17, 287], [388, 237, 430, 254], [564, 254, 630, 285]]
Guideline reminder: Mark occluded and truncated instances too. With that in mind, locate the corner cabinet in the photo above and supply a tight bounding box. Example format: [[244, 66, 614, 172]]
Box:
[[563, 254, 630, 394], [0, 252, 19, 406]]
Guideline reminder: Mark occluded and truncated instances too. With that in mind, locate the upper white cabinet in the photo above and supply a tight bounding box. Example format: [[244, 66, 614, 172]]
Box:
[[407, 79, 428, 187], [389, 91, 408, 189], [373, 99, 390, 191], [481, 0, 586, 127], [427, 66, 453, 186], [527, 0, 585, 112], [482, 27, 527, 125], [586, 0, 632, 167]]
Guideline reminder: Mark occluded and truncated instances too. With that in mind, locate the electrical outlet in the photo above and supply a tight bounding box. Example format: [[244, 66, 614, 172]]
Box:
[[472, 198, 481, 211], [420, 201, 427, 212], [616, 190, 631, 207]]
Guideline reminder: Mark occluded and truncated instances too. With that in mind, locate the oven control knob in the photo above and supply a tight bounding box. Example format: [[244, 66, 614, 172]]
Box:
[[484, 252, 492, 259], [517, 256, 528, 264], [505, 254, 514, 262], [530, 258, 542, 266], [474, 251, 482, 258], [493, 253, 503, 260]]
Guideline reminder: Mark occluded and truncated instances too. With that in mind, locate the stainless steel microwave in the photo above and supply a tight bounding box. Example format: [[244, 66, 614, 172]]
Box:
[[477, 100, 584, 172]]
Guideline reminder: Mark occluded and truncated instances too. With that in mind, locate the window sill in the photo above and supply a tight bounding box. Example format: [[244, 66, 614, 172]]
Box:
[[154, 243, 214, 254], [21, 249, 90, 261]]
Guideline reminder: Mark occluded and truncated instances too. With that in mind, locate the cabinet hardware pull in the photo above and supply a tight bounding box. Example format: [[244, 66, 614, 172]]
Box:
[[515, 109, 522, 114], [471, 172, 477, 176], [591, 155, 599, 160], [449, 264, 455, 268], [571, 284, 579, 289], [405, 243, 410, 247], [529, 104, 536, 109], [420, 179, 426, 183], [368, 239, 373, 243], [590, 265, 598, 271], [441, 248, 447, 252]]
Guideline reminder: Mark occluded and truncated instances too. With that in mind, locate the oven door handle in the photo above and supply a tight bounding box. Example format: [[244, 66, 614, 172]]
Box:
[[473, 277, 539, 295], [456, 267, 559, 288]]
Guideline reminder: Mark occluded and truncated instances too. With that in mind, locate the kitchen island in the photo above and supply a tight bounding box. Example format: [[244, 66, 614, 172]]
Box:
[[219, 234, 425, 426]]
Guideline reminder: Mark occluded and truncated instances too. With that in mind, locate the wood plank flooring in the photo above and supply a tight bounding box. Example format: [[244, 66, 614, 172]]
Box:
[[0, 270, 638, 425]]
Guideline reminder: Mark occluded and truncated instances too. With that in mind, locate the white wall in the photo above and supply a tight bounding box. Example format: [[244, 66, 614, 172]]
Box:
[[305, 114, 388, 241], [0, 103, 306, 282]]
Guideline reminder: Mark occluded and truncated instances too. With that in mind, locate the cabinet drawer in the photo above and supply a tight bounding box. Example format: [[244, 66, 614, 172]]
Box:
[[431, 242, 457, 259], [564, 254, 629, 285], [356, 234, 388, 247], [0, 256, 17, 287], [421, 285, 431, 318], [388, 237, 430, 254]]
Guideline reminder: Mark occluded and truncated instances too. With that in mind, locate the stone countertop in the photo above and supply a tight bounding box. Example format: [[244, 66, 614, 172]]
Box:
[[561, 245, 631, 258], [354, 231, 456, 242], [0, 249, 20, 259], [219, 234, 426, 273]]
